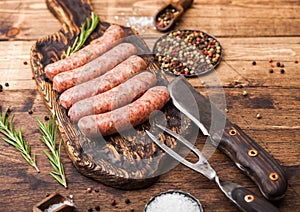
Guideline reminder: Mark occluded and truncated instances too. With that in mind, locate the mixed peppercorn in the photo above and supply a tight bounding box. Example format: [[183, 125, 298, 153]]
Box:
[[154, 30, 222, 76], [156, 6, 179, 29]]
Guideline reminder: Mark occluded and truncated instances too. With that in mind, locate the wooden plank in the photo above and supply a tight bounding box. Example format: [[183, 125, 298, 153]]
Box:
[[0, 137, 298, 211], [0, 0, 299, 211], [0, 0, 300, 40], [1, 38, 299, 89]]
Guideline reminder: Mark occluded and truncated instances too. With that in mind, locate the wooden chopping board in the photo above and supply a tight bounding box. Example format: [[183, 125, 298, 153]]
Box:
[[30, 0, 194, 189]]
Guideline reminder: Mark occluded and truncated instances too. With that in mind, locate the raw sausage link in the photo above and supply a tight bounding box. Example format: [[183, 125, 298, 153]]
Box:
[[59, 54, 147, 108], [53, 42, 137, 93], [68, 71, 157, 122], [78, 86, 170, 137], [45, 25, 125, 80]]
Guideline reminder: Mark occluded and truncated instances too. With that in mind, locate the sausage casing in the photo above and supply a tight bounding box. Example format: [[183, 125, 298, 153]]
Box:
[[59, 54, 147, 108], [68, 71, 157, 122], [45, 25, 125, 80], [78, 86, 170, 137], [53, 42, 137, 93]]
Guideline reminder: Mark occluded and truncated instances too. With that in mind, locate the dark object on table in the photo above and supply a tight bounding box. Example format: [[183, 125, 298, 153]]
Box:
[[32, 192, 75, 212], [153, 29, 222, 77], [154, 0, 194, 32]]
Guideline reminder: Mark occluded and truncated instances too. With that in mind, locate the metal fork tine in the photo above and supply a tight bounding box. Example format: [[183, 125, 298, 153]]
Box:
[[146, 129, 216, 180], [145, 130, 196, 170], [156, 124, 207, 163]]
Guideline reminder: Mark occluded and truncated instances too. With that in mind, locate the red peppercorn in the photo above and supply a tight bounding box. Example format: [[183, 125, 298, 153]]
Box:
[[111, 199, 116, 206], [268, 59, 273, 63]]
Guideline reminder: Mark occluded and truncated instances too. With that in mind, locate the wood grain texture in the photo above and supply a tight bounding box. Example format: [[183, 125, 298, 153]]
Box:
[[0, 0, 299, 211]]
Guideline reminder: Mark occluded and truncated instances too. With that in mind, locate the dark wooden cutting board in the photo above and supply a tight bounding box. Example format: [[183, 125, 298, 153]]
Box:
[[30, 0, 194, 189]]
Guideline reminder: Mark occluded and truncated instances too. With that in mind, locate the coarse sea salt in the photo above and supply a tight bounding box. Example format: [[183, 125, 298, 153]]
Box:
[[44, 200, 74, 212], [145, 191, 202, 212], [114, 15, 155, 32]]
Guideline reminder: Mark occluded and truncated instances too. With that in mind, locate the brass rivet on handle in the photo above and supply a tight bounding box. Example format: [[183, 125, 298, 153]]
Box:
[[269, 172, 279, 181], [229, 129, 237, 136], [248, 149, 258, 157], [244, 194, 255, 203]]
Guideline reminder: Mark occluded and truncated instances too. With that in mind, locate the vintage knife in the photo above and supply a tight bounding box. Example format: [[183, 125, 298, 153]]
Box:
[[168, 75, 288, 200]]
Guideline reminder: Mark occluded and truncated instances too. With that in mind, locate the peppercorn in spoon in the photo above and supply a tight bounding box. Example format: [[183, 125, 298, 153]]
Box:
[[154, 0, 194, 32]]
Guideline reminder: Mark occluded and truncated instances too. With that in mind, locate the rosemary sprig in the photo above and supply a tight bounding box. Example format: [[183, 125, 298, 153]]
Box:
[[64, 12, 99, 58], [38, 117, 67, 188], [0, 107, 39, 172]]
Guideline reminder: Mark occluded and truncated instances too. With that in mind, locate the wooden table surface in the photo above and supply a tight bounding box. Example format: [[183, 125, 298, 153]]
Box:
[[0, 0, 299, 211]]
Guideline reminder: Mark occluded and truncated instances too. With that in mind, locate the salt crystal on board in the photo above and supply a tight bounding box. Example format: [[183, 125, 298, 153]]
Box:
[[114, 16, 155, 32], [44, 200, 74, 212]]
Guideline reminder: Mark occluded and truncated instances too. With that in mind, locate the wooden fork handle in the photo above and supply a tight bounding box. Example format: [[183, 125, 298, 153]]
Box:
[[232, 187, 280, 212], [212, 122, 288, 200]]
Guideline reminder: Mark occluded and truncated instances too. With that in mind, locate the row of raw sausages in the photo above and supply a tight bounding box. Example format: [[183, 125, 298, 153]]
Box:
[[44, 25, 170, 137]]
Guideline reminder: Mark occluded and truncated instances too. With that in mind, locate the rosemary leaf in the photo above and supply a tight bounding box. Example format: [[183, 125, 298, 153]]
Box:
[[0, 107, 40, 172], [63, 12, 99, 58], [38, 117, 67, 188]]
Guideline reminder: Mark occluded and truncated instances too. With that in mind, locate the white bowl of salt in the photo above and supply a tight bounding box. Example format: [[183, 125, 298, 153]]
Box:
[[144, 190, 203, 212]]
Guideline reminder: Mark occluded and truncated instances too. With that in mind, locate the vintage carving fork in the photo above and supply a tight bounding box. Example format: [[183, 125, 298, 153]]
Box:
[[146, 125, 280, 212]]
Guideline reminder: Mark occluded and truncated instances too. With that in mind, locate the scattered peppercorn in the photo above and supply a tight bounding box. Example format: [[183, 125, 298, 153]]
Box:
[[111, 199, 116, 206], [23, 61, 28, 65], [252, 61, 256, 65], [268, 59, 273, 63], [125, 198, 131, 204], [270, 64, 275, 68], [242, 91, 248, 96], [94, 188, 99, 193], [269, 69, 274, 73], [276, 62, 281, 67], [256, 113, 262, 119], [86, 187, 92, 193], [295, 60, 299, 64], [87, 208, 93, 212], [28, 110, 33, 115], [130, 209, 135, 212], [44, 115, 49, 121], [0, 84, 3, 92], [280, 69, 285, 74], [280, 63, 284, 68], [227, 84, 234, 88], [4, 82, 9, 87], [95, 206, 100, 211]]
